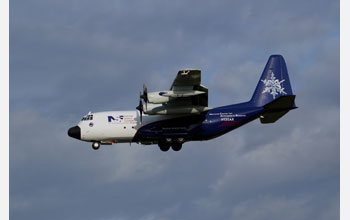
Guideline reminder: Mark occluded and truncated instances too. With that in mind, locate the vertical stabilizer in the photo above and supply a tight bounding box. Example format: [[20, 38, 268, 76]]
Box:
[[250, 55, 294, 107]]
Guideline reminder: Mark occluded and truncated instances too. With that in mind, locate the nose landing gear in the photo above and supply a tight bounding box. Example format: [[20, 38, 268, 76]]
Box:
[[92, 142, 100, 150]]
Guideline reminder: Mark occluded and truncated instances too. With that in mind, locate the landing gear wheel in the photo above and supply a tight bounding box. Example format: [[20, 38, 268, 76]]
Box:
[[171, 143, 182, 151], [158, 143, 170, 152], [92, 142, 100, 150]]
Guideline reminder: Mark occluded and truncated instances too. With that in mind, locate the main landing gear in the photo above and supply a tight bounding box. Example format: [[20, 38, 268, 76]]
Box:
[[92, 142, 100, 150], [158, 143, 171, 152], [171, 142, 182, 151], [158, 142, 183, 152]]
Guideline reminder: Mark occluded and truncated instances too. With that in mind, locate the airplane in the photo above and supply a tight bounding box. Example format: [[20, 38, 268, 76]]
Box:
[[68, 55, 297, 151]]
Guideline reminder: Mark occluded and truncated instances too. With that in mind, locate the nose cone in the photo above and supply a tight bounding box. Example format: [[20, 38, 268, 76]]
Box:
[[68, 126, 81, 140]]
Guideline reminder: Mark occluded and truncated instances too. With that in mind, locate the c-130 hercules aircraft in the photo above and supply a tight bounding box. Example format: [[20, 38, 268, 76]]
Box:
[[68, 55, 297, 151]]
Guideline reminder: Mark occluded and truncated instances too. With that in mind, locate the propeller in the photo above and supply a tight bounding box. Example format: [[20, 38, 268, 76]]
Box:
[[136, 84, 149, 123], [140, 83, 148, 104], [136, 93, 143, 123]]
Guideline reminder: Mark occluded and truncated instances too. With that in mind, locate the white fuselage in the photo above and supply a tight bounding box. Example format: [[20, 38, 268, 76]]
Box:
[[77, 111, 179, 144]]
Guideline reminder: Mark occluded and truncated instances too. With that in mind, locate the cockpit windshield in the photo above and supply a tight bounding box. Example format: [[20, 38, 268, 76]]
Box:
[[81, 115, 93, 121]]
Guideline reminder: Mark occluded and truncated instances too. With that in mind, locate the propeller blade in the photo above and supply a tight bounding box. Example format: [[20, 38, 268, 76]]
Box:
[[142, 83, 148, 103], [143, 83, 147, 94], [136, 93, 143, 123], [140, 108, 142, 123], [140, 99, 143, 123]]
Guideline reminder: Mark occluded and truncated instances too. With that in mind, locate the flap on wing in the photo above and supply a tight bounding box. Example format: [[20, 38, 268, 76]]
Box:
[[170, 69, 201, 90]]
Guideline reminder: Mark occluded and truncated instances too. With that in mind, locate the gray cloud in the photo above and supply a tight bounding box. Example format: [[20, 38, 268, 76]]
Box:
[[10, 0, 339, 219]]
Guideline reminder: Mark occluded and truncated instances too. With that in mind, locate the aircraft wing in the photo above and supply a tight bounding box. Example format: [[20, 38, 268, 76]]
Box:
[[170, 69, 202, 90], [143, 69, 209, 115], [168, 69, 208, 107]]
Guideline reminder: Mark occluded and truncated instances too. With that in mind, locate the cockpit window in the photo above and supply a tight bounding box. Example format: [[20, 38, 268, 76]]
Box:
[[81, 115, 93, 121]]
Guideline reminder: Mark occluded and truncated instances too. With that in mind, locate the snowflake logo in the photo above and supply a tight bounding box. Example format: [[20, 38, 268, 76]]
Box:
[[261, 72, 287, 99]]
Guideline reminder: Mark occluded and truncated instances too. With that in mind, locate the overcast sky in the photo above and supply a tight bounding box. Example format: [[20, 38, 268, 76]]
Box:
[[10, 0, 339, 220]]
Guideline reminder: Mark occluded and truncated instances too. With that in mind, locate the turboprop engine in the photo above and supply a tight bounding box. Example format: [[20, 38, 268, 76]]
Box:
[[136, 82, 209, 120], [147, 90, 206, 104]]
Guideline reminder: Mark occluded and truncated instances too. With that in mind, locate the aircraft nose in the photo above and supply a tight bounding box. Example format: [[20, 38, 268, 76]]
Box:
[[68, 126, 81, 140]]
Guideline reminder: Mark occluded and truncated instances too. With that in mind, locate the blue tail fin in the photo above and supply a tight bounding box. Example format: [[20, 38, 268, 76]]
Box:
[[250, 55, 294, 107]]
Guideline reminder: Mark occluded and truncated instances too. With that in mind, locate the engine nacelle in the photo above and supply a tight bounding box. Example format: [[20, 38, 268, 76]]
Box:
[[143, 103, 211, 115], [147, 92, 170, 104], [147, 90, 206, 104]]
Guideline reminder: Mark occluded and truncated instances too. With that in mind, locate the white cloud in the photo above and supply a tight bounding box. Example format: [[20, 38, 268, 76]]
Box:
[[231, 195, 310, 220], [211, 106, 339, 195]]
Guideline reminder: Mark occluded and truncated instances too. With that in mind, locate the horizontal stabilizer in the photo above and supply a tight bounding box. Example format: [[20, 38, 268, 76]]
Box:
[[264, 95, 296, 111], [260, 110, 289, 124], [260, 95, 297, 123]]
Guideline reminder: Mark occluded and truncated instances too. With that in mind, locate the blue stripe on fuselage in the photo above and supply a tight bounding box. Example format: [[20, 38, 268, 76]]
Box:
[[132, 102, 264, 143], [197, 102, 264, 140]]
